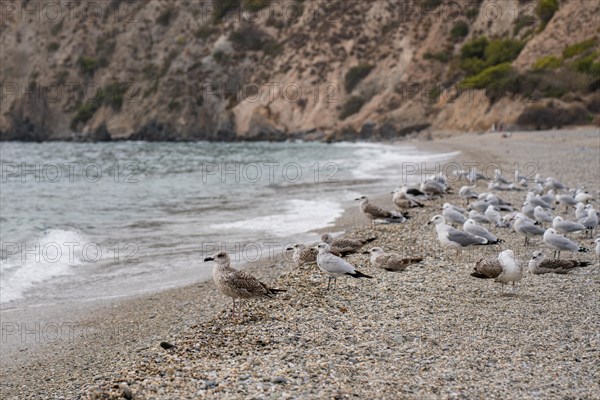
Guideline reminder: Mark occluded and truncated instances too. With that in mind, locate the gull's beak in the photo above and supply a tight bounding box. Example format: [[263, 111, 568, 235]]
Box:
[[427, 221, 432, 225], [362, 251, 370, 255], [203, 256, 214, 262], [286, 247, 294, 251], [354, 198, 361, 201]]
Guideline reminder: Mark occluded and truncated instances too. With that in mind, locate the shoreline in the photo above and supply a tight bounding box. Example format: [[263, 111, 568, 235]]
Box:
[[1, 128, 599, 399]]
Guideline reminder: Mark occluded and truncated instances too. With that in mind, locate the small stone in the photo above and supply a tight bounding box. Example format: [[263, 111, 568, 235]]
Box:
[[272, 376, 286, 384]]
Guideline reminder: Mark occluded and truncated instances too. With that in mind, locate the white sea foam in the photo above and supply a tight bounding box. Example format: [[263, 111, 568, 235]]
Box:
[[209, 199, 344, 237], [0, 228, 88, 303], [339, 143, 460, 180]]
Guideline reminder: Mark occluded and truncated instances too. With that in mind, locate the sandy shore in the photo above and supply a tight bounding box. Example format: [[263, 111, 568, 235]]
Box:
[[1, 129, 599, 399]]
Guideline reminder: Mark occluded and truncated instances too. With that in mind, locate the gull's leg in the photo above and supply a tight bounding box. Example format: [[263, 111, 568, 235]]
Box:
[[231, 299, 236, 318], [327, 276, 332, 290]]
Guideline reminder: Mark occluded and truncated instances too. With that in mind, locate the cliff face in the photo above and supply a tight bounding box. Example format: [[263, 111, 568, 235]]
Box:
[[1, 0, 598, 141]]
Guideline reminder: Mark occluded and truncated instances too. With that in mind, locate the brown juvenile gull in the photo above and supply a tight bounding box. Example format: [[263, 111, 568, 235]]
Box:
[[315, 243, 372, 290], [286, 243, 317, 267], [321, 233, 376, 256], [528, 251, 591, 274], [391, 188, 424, 209], [470, 257, 502, 279], [471, 250, 522, 292], [364, 247, 423, 272], [204, 251, 286, 317], [355, 196, 409, 228]]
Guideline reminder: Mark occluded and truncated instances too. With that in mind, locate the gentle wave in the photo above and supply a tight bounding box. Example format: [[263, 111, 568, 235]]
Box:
[[1, 228, 88, 303], [208, 199, 344, 237]]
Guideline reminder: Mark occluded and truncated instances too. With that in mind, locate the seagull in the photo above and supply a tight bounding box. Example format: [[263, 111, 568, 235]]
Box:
[[593, 238, 600, 256], [286, 244, 317, 267], [545, 177, 566, 191], [513, 213, 545, 246], [471, 250, 522, 292], [526, 192, 552, 209], [552, 216, 585, 235], [575, 203, 588, 220], [495, 250, 522, 292], [468, 210, 490, 225], [556, 192, 577, 211], [442, 203, 467, 226], [574, 189, 593, 204], [494, 169, 510, 184], [459, 185, 479, 205], [398, 185, 429, 200], [315, 243, 372, 289], [578, 208, 598, 237], [420, 181, 445, 197], [321, 233, 376, 256], [528, 251, 591, 274], [356, 196, 409, 228], [428, 215, 490, 258], [533, 206, 553, 226], [392, 188, 424, 209], [521, 202, 536, 219], [364, 247, 423, 272], [463, 219, 502, 244], [204, 251, 286, 317], [470, 257, 502, 279], [542, 228, 589, 259], [485, 205, 506, 228]]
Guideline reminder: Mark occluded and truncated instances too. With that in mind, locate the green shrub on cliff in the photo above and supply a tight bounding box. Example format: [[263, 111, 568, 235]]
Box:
[[562, 38, 598, 59], [533, 55, 562, 70], [460, 63, 513, 89], [340, 96, 366, 120], [344, 64, 374, 92], [536, 0, 559, 24], [450, 21, 469, 41], [459, 37, 524, 76]]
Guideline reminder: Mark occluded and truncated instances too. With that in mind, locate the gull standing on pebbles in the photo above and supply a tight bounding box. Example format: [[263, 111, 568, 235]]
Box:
[[356, 196, 409, 228], [528, 251, 591, 274], [321, 233, 376, 256], [533, 206, 553, 226], [286, 244, 317, 267], [471, 250, 522, 292], [593, 238, 600, 256], [463, 219, 503, 244], [468, 210, 490, 225], [556, 192, 578, 211], [553, 216, 585, 235], [459, 185, 479, 205], [364, 247, 423, 272], [442, 203, 467, 226], [513, 213, 545, 246], [485, 205, 506, 228], [578, 208, 598, 237], [204, 251, 286, 317], [315, 243, 372, 289], [428, 215, 490, 258], [543, 228, 589, 259]]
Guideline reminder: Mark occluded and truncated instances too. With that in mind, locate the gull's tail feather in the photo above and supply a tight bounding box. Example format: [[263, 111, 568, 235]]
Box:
[[347, 270, 372, 279], [470, 271, 493, 279], [578, 247, 589, 253]]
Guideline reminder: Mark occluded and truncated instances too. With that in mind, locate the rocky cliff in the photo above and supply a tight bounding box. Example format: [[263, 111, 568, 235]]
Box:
[[1, 0, 598, 141]]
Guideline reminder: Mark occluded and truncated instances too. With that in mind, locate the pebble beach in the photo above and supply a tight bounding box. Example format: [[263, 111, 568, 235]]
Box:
[[2, 129, 599, 399]]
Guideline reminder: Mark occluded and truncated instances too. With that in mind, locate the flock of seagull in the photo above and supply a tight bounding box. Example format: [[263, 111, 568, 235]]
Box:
[[203, 168, 599, 317]]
